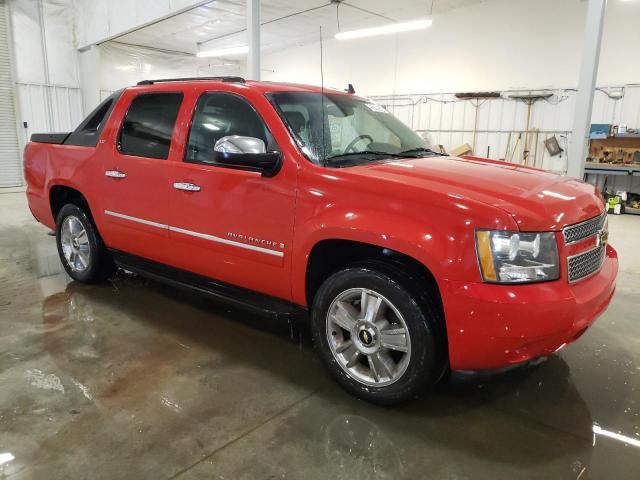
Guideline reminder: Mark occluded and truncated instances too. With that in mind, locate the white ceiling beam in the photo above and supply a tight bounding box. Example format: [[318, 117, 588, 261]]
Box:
[[77, 0, 214, 51]]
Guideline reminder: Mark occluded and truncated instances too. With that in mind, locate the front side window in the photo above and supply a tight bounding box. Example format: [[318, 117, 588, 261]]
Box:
[[268, 92, 431, 167], [186, 92, 275, 165], [118, 92, 183, 160]]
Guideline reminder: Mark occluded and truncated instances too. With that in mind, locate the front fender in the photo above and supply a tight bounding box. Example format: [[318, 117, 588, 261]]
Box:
[[291, 207, 480, 306]]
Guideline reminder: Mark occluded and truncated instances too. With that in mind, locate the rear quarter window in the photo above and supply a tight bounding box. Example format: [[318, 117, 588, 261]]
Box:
[[64, 90, 122, 147], [118, 92, 183, 160]]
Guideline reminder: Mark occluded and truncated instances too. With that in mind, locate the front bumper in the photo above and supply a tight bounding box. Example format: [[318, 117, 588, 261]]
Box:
[[441, 244, 618, 370]]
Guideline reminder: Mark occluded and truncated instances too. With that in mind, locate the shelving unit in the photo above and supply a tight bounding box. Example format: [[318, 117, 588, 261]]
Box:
[[584, 162, 640, 176], [585, 133, 640, 215]]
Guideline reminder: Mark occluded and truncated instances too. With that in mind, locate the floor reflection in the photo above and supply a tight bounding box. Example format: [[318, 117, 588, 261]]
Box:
[[1, 213, 637, 479], [323, 414, 406, 480], [35, 277, 603, 477]]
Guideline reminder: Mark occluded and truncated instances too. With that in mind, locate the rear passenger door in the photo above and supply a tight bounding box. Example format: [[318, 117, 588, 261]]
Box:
[[101, 90, 183, 264]]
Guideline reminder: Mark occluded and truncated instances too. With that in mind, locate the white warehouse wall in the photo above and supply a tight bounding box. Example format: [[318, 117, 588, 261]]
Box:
[[262, 0, 640, 183], [78, 42, 243, 113], [9, 0, 232, 145], [7, 0, 82, 153], [97, 42, 243, 95], [4, 0, 640, 186], [9, 0, 78, 87], [372, 85, 640, 175], [262, 0, 640, 95]]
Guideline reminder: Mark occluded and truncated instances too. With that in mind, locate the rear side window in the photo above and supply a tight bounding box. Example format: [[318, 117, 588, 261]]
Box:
[[65, 90, 122, 147], [118, 92, 183, 160]]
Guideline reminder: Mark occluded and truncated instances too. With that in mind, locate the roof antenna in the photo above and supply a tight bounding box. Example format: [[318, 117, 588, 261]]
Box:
[[346, 83, 355, 94], [319, 25, 327, 164]]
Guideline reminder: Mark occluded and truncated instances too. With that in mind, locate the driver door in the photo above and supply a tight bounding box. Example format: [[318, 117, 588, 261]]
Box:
[[165, 91, 297, 300]]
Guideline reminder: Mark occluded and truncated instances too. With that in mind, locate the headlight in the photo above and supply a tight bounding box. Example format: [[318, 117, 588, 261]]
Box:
[[475, 230, 559, 283]]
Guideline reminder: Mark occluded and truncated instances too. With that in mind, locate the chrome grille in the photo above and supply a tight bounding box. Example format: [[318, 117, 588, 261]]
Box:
[[563, 212, 606, 244], [568, 246, 605, 283]]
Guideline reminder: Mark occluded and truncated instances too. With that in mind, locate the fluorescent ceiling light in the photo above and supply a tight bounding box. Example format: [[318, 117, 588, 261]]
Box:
[[335, 19, 432, 40], [196, 46, 249, 58]]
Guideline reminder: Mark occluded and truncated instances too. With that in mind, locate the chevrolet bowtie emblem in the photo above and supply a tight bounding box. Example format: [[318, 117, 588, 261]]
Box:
[[596, 228, 608, 247], [359, 330, 372, 345]]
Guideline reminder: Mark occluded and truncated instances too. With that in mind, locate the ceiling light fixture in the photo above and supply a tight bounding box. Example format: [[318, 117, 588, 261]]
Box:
[[196, 46, 249, 58], [335, 18, 432, 40]]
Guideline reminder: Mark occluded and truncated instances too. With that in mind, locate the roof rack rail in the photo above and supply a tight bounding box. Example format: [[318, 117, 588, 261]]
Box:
[[137, 76, 246, 85]]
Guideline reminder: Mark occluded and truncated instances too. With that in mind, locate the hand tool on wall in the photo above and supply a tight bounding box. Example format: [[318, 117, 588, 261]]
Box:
[[509, 93, 553, 165]]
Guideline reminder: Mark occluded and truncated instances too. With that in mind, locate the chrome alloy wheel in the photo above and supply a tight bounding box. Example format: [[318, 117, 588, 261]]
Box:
[[60, 216, 90, 272], [326, 288, 411, 387]]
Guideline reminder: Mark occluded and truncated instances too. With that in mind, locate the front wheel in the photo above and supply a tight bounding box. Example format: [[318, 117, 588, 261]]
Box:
[[311, 265, 444, 405], [55, 203, 115, 283]]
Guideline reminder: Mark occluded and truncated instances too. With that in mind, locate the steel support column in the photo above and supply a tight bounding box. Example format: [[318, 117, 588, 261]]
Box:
[[567, 0, 607, 178], [247, 0, 261, 80]]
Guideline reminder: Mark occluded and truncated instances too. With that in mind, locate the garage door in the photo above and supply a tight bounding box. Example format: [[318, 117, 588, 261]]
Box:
[[0, 0, 22, 187]]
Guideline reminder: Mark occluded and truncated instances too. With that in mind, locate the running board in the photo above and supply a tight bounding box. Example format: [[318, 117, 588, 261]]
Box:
[[109, 250, 306, 320]]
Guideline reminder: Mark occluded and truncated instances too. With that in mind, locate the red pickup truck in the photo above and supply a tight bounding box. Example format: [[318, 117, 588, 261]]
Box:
[[24, 77, 618, 405]]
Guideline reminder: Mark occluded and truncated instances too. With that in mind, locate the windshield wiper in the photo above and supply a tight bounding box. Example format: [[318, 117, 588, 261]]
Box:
[[325, 150, 408, 162], [398, 147, 448, 156]]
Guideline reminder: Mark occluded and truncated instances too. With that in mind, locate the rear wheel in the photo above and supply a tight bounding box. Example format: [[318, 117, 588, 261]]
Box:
[[55, 204, 115, 283], [311, 265, 444, 405]]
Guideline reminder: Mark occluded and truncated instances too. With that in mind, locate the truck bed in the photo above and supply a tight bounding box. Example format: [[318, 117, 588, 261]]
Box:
[[30, 133, 71, 144]]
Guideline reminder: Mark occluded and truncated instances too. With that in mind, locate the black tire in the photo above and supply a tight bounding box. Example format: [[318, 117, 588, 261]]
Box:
[[311, 263, 445, 406], [55, 203, 115, 283]]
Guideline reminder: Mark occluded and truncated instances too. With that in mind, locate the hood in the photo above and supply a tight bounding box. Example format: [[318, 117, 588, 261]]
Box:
[[349, 156, 604, 231]]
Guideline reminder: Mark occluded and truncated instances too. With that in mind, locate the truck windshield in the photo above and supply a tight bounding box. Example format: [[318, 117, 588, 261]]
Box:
[[268, 92, 432, 166]]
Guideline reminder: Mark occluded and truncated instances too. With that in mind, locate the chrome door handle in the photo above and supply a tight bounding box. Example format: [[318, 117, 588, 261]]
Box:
[[173, 182, 201, 192], [105, 170, 126, 179]]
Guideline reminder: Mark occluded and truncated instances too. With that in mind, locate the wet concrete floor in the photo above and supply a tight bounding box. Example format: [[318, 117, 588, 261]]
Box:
[[0, 190, 639, 479]]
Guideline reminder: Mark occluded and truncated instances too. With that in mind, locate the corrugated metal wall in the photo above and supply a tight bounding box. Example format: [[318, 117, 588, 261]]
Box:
[[2, 0, 83, 187], [15, 82, 82, 146], [372, 85, 640, 175], [0, 0, 22, 187]]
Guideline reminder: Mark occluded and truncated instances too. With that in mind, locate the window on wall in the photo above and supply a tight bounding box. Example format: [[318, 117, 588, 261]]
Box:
[[118, 92, 183, 160], [185, 92, 276, 165]]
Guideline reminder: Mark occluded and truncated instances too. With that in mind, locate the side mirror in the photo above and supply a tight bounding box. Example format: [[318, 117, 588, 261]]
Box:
[[213, 135, 281, 177]]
